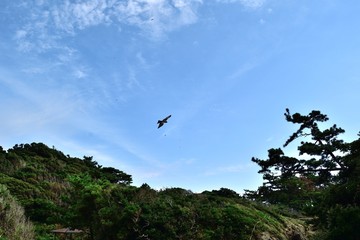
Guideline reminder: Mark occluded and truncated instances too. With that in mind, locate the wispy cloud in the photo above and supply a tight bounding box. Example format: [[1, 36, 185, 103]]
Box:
[[0, 68, 88, 132], [112, 0, 203, 39], [11, 0, 268, 55], [126, 67, 143, 90], [136, 52, 152, 69], [12, 0, 204, 52], [216, 0, 266, 9], [204, 163, 252, 176], [0, 65, 164, 173], [73, 68, 88, 79], [51, 0, 112, 33], [228, 61, 259, 80]]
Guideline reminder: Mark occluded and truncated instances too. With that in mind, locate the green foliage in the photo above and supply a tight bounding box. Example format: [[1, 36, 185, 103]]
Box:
[[0, 141, 314, 239], [100, 167, 132, 184], [326, 205, 360, 240], [62, 179, 299, 240], [23, 198, 59, 223], [0, 142, 133, 239], [64, 174, 121, 239], [247, 110, 353, 208], [248, 109, 360, 239]]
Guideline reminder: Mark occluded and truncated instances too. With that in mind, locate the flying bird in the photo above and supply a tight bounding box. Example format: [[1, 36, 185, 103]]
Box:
[[157, 115, 171, 128]]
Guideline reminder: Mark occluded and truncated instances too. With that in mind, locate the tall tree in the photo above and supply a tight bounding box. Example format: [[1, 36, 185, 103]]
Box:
[[246, 109, 360, 239], [65, 174, 126, 240], [246, 109, 352, 211]]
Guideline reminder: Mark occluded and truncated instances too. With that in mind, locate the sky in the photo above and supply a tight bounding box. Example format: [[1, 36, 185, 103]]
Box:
[[1, 0, 360, 194]]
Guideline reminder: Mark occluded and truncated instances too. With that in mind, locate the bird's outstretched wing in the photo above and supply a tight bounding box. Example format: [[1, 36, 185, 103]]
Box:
[[163, 115, 171, 121]]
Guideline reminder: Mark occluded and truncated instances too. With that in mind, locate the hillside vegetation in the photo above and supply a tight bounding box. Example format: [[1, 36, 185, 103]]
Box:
[[0, 109, 358, 240], [0, 142, 311, 240]]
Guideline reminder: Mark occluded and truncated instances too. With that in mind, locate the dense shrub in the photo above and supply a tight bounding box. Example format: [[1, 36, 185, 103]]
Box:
[[0, 184, 35, 240], [326, 205, 360, 240]]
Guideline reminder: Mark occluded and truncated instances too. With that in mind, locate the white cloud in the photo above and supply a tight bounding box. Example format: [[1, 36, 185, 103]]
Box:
[[13, 0, 269, 52], [216, 0, 266, 9], [13, 0, 203, 52], [241, 0, 266, 8], [21, 67, 45, 74], [0, 65, 162, 173], [0, 66, 90, 134], [127, 67, 143, 89], [15, 30, 27, 39], [228, 61, 258, 80], [204, 163, 252, 176], [51, 0, 112, 33], [112, 0, 202, 39], [73, 68, 87, 79]]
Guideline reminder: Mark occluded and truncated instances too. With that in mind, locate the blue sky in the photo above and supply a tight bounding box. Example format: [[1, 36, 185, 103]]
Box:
[[1, 0, 359, 193]]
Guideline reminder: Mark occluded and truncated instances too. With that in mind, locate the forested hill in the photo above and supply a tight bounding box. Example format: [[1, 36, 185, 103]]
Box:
[[0, 142, 132, 201], [0, 142, 311, 240]]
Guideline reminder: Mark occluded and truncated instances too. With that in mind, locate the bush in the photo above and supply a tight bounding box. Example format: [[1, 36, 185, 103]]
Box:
[[0, 184, 35, 240], [326, 205, 360, 240]]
